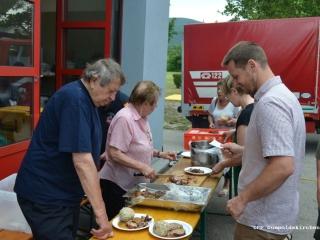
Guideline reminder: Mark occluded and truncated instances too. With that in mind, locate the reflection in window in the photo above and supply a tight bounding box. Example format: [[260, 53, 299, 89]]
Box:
[[0, 76, 33, 145], [0, 0, 34, 67], [65, 29, 105, 69]]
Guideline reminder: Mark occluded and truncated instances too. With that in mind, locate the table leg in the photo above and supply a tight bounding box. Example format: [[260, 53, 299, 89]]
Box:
[[201, 209, 206, 240]]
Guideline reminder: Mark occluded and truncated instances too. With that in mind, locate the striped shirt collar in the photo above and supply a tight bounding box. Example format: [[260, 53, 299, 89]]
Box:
[[254, 76, 282, 103]]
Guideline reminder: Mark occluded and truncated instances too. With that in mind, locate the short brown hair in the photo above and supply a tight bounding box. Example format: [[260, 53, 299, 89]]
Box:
[[222, 41, 268, 70], [129, 80, 161, 105]]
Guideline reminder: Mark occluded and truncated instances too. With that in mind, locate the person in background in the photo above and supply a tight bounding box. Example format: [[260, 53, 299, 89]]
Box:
[[314, 140, 320, 240], [0, 77, 20, 107], [211, 75, 254, 196], [98, 91, 129, 169], [14, 58, 127, 240], [99, 80, 177, 220], [208, 79, 240, 129], [221, 41, 305, 240], [208, 78, 241, 197]]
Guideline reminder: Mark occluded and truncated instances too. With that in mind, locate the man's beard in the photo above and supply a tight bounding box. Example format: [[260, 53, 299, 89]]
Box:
[[243, 75, 257, 96]]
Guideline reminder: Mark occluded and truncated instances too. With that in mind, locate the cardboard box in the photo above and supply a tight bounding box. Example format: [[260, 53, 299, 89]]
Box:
[[184, 128, 233, 150], [0, 174, 31, 234]]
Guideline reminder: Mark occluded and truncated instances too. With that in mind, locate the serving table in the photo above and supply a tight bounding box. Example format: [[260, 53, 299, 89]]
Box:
[[0, 229, 32, 240], [90, 157, 222, 240]]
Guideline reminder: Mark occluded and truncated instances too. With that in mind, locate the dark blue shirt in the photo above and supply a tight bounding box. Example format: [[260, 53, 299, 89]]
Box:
[[14, 80, 101, 207], [98, 91, 129, 154]]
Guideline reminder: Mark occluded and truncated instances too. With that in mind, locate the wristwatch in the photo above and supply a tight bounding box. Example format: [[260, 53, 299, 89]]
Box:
[[157, 150, 161, 158]]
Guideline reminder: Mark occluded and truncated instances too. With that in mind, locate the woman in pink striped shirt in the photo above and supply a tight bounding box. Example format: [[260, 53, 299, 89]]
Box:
[[99, 80, 177, 220]]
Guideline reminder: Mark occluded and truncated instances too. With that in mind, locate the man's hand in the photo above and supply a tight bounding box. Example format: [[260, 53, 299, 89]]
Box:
[[226, 195, 247, 220], [221, 142, 244, 160], [91, 215, 114, 239]]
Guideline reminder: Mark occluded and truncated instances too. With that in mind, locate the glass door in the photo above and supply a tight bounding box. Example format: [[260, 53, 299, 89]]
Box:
[[0, 0, 41, 151], [56, 0, 113, 88]]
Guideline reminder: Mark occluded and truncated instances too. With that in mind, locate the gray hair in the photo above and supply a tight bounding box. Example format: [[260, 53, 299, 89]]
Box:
[[222, 41, 269, 70], [129, 80, 161, 106], [81, 58, 127, 86]]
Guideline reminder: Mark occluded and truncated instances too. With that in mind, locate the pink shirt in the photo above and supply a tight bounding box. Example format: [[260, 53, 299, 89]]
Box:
[[98, 103, 153, 191]]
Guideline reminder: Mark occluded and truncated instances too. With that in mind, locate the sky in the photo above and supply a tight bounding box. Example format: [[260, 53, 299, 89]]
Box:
[[169, 0, 231, 23]]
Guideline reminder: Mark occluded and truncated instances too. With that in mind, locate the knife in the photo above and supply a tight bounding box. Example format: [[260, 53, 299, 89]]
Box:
[[137, 182, 171, 191], [134, 172, 174, 178]]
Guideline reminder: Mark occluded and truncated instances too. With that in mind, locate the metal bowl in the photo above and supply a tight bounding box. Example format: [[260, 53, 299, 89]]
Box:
[[190, 140, 220, 168]]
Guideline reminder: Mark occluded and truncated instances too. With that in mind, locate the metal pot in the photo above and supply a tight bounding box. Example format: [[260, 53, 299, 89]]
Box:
[[190, 140, 219, 168]]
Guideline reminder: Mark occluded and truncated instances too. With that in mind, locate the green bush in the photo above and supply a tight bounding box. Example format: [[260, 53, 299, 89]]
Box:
[[172, 73, 182, 88], [167, 44, 182, 72]]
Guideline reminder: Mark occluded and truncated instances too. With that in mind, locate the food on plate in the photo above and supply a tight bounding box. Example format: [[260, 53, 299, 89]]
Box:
[[153, 220, 170, 237], [125, 215, 152, 229], [135, 188, 166, 199], [187, 168, 204, 174], [167, 228, 186, 237], [153, 221, 186, 237], [168, 222, 183, 231], [119, 207, 135, 222]]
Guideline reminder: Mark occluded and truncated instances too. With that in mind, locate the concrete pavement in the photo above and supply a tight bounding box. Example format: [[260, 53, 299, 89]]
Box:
[[159, 130, 320, 240]]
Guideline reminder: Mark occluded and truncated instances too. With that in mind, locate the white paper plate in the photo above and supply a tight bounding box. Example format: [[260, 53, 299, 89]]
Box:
[[184, 167, 212, 175], [181, 151, 191, 158], [112, 213, 154, 231], [149, 220, 193, 239]]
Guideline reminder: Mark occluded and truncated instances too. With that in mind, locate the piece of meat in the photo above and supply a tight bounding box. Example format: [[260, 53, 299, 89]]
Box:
[[132, 217, 142, 224], [167, 228, 186, 237], [126, 220, 138, 229], [188, 168, 204, 173], [168, 176, 189, 185], [186, 175, 195, 180], [168, 223, 183, 231]]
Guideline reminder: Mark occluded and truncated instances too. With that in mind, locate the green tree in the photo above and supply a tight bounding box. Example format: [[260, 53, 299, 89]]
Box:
[[0, 0, 32, 37], [167, 44, 182, 72], [168, 18, 178, 43], [220, 0, 320, 20]]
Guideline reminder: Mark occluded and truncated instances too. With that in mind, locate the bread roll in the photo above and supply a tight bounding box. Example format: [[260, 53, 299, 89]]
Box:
[[153, 220, 169, 237], [119, 207, 135, 222]]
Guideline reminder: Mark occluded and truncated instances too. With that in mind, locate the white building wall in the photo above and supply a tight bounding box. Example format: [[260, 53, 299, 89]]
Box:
[[121, 0, 170, 161]]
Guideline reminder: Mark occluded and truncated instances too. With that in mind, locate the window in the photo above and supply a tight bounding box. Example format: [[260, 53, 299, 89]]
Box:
[[0, 76, 33, 145]]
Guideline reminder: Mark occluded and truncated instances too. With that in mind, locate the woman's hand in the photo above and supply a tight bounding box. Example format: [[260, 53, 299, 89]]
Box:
[[218, 115, 229, 126], [227, 117, 237, 127], [209, 122, 215, 128], [140, 165, 157, 179], [222, 129, 236, 143], [99, 152, 106, 161], [161, 151, 177, 161], [211, 162, 224, 175]]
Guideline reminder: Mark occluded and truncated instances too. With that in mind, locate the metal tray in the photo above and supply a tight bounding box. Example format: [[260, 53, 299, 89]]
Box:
[[123, 183, 212, 212]]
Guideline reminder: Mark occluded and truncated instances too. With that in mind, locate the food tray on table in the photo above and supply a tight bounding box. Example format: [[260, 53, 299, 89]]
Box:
[[123, 183, 212, 212]]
